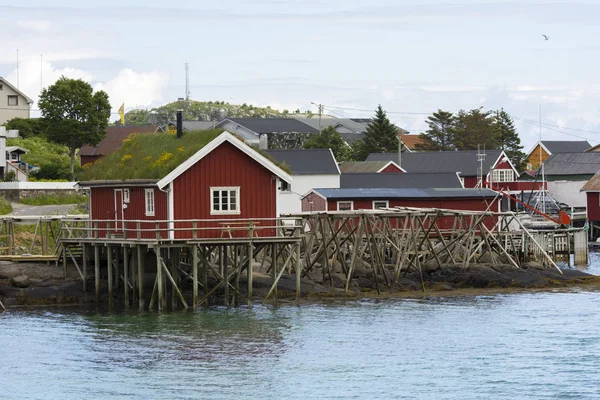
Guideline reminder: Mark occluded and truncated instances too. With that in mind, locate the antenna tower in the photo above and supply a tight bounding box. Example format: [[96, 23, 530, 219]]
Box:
[[476, 144, 486, 188], [185, 62, 190, 101]]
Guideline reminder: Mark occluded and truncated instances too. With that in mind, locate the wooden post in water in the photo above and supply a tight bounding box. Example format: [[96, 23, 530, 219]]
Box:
[[82, 244, 88, 293], [156, 246, 164, 311], [295, 241, 301, 300], [137, 245, 144, 310], [62, 246, 68, 278], [574, 230, 588, 266], [114, 246, 120, 290], [123, 246, 129, 307], [107, 246, 113, 308], [94, 245, 100, 300], [192, 245, 199, 309], [272, 243, 277, 300], [247, 242, 253, 305], [222, 245, 229, 306]]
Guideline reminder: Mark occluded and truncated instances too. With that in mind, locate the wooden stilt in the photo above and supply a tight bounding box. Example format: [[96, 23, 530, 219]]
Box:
[[222, 245, 229, 306], [123, 247, 129, 307], [295, 241, 301, 300], [138, 245, 144, 310], [114, 246, 120, 290], [156, 246, 164, 311], [192, 245, 199, 309], [94, 245, 100, 300], [82, 244, 88, 293], [62, 245, 68, 278], [107, 245, 113, 308], [247, 242, 253, 305]]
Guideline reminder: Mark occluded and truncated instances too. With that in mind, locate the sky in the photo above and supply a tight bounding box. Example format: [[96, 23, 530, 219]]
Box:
[[1, 0, 600, 150]]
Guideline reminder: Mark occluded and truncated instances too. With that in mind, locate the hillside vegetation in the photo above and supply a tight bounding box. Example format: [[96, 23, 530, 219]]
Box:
[[7, 137, 77, 180], [80, 129, 223, 180], [123, 100, 314, 126]]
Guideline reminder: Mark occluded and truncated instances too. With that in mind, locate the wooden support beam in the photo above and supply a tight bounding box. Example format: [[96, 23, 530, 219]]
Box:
[[156, 246, 164, 311], [248, 242, 253, 304], [159, 258, 189, 309], [107, 246, 113, 308], [137, 245, 145, 310], [123, 247, 129, 307], [82, 244, 88, 293], [94, 245, 100, 300], [192, 245, 199, 309]]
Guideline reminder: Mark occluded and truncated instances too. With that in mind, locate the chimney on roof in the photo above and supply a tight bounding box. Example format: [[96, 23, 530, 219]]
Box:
[[176, 110, 183, 139]]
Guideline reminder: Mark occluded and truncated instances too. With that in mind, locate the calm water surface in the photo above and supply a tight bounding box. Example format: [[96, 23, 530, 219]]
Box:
[[2, 255, 600, 399]]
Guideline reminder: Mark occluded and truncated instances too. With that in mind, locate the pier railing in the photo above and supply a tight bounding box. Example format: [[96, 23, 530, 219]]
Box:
[[58, 217, 304, 242]]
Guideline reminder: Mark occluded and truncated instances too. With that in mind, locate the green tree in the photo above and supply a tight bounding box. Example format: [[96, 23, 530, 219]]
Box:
[[453, 108, 497, 150], [354, 105, 399, 160], [303, 126, 350, 161], [4, 117, 46, 138], [415, 109, 456, 151], [493, 109, 525, 168], [38, 77, 111, 176]]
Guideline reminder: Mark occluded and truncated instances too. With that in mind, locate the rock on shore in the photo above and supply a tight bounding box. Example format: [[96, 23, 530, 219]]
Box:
[[0, 260, 598, 307]]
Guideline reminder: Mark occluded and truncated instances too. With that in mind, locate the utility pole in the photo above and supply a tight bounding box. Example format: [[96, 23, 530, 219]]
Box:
[[185, 62, 190, 101], [318, 104, 323, 133], [16, 49, 19, 89]]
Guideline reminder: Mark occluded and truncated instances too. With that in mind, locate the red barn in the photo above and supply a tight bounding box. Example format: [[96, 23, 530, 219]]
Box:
[[301, 187, 500, 229], [581, 171, 600, 239], [81, 132, 292, 240]]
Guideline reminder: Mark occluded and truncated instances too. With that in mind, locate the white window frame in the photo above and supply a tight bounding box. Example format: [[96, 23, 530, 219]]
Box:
[[210, 186, 241, 215], [337, 201, 354, 211], [9, 152, 18, 161], [373, 200, 389, 209], [7, 95, 18, 106], [491, 169, 514, 183], [145, 188, 155, 216], [123, 189, 130, 203]]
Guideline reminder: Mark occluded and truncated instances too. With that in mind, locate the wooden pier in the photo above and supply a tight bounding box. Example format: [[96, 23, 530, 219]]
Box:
[[0, 208, 590, 309]]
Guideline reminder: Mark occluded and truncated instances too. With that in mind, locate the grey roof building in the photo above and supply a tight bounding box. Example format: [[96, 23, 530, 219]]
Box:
[[366, 150, 504, 176], [266, 149, 340, 175], [182, 121, 214, 131], [541, 140, 591, 154], [220, 118, 318, 134], [339, 161, 403, 174], [543, 152, 600, 177], [340, 172, 463, 189], [310, 187, 497, 200]]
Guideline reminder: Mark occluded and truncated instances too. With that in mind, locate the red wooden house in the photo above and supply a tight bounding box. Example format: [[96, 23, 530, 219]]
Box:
[[301, 187, 500, 229], [81, 132, 292, 240]]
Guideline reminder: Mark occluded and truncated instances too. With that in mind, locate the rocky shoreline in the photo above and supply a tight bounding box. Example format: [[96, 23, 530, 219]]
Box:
[[1, 260, 599, 308]]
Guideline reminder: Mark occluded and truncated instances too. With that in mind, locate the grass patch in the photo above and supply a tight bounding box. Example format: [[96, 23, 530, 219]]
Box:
[[79, 129, 291, 180], [20, 193, 88, 206], [0, 196, 12, 215]]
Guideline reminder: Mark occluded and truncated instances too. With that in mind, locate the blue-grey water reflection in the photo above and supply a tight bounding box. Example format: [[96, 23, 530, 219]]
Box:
[[2, 253, 600, 399]]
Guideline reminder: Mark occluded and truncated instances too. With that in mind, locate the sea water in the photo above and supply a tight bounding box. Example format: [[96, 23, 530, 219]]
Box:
[[1, 255, 600, 399]]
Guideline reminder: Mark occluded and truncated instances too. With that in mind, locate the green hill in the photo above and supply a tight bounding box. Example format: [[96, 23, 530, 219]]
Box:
[[122, 100, 313, 126]]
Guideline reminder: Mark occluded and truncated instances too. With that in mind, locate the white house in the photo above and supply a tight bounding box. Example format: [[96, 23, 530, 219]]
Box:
[[266, 149, 340, 215], [0, 127, 30, 182], [0, 77, 33, 124]]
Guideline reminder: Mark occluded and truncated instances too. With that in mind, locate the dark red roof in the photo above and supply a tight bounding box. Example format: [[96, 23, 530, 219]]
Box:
[[79, 126, 158, 157]]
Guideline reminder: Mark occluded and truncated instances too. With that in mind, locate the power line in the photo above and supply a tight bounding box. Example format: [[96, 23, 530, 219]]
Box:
[[323, 104, 431, 115]]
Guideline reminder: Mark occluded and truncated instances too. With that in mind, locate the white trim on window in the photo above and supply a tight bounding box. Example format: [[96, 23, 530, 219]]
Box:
[[123, 189, 130, 203], [373, 200, 389, 209], [210, 186, 241, 215], [491, 169, 515, 182], [337, 200, 354, 211], [145, 188, 155, 216]]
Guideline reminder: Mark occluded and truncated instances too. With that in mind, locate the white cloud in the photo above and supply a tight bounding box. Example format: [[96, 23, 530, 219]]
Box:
[[94, 68, 170, 111], [17, 19, 51, 32], [3, 60, 169, 114]]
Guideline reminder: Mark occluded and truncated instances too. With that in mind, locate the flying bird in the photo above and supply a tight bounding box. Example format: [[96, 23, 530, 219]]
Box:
[[542, 34, 549, 40]]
